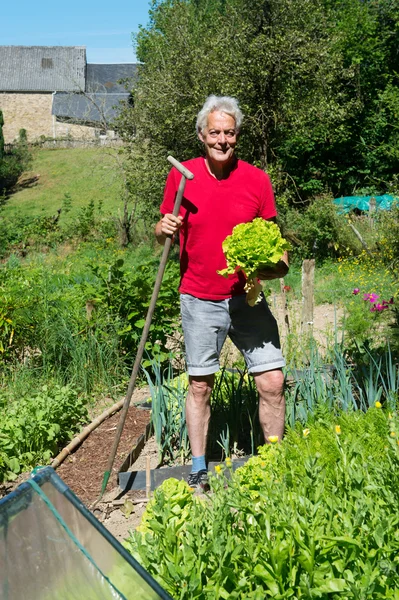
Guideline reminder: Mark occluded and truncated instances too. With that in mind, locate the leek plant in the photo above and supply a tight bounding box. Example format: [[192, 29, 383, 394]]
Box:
[[142, 357, 189, 465], [285, 341, 399, 426]]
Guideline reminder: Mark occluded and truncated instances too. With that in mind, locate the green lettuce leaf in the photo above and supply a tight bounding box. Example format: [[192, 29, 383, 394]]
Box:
[[218, 218, 290, 280]]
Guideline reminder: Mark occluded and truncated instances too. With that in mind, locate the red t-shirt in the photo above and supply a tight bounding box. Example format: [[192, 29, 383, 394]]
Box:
[[160, 157, 277, 300]]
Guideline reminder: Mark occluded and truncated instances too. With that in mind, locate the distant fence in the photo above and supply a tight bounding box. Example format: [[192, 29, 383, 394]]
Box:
[[4, 138, 124, 152]]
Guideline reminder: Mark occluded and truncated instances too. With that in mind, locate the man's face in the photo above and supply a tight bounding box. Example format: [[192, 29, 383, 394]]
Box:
[[198, 111, 237, 166]]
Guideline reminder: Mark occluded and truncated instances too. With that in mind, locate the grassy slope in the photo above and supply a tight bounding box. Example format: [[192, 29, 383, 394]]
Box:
[[3, 147, 124, 220]]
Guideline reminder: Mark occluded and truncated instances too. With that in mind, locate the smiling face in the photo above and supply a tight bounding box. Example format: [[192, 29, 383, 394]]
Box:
[[198, 111, 238, 169]]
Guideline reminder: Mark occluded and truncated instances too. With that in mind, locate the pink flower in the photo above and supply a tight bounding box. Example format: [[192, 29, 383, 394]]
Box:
[[364, 293, 379, 303], [353, 288, 360, 295], [371, 303, 388, 312]]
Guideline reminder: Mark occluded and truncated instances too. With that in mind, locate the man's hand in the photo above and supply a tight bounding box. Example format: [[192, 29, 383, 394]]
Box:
[[155, 213, 183, 244], [257, 252, 289, 280]]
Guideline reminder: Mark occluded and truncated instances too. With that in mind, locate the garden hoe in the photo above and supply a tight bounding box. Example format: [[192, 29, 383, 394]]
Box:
[[97, 155, 194, 504]]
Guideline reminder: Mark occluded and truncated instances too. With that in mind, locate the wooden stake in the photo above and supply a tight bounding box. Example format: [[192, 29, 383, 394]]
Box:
[[279, 279, 290, 336], [146, 456, 151, 499], [301, 259, 315, 336]]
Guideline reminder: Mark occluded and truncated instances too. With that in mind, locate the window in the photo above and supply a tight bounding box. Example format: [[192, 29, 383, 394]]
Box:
[[41, 58, 53, 69]]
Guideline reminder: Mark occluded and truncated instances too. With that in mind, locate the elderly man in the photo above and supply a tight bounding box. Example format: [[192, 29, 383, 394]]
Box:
[[155, 95, 288, 489]]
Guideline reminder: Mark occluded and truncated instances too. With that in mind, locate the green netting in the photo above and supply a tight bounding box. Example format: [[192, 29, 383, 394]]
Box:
[[333, 194, 397, 213], [0, 467, 171, 600]]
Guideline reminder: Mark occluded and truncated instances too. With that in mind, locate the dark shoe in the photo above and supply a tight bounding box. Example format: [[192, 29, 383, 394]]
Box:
[[187, 469, 210, 492]]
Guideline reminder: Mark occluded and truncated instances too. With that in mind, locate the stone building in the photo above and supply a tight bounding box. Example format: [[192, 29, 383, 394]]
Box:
[[0, 46, 136, 143]]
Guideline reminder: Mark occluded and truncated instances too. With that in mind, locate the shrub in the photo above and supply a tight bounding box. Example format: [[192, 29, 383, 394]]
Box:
[[282, 196, 355, 262]]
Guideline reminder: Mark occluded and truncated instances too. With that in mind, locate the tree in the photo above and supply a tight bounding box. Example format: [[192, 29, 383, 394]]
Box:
[[0, 111, 31, 195], [119, 0, 353, 221], [118, 0, 399, 227]]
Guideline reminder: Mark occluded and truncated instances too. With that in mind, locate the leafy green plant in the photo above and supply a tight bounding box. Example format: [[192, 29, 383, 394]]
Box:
[[143, 359, 190, 465], [126, 408, 399, 598], [218, 219, 290, 280], [218, 219, 290, 305], [86, 255, 182, 371], [285, 341, 399, 427], [343, 287, 395, 350], [0, 384, 87, 482]]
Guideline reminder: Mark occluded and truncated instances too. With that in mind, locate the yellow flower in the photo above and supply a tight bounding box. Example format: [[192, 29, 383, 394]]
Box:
[[390, 431, 396, 438], [267, 436, 279, 444], [303, 428, 310, 438], [225, 457, 232, 468], [389, 413, 393, 420], [375, 401, 382, 409], [215, 465, 222, 474], [335, 425, 341, 435]]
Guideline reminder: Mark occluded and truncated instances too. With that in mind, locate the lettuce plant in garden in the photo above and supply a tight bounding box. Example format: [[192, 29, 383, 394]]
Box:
[[125, 407, 399, 599], [218, 219, 290, 306]]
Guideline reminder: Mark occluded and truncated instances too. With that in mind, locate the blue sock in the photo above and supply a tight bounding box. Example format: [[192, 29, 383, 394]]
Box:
[[191, 455, 206, 473]]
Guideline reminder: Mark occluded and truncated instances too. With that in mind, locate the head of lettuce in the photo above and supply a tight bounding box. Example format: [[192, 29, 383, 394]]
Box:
[[218, 218, 290, 306]]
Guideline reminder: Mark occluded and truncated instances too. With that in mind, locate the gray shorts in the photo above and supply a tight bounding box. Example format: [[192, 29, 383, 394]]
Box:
[[180, 293, 285, 376]]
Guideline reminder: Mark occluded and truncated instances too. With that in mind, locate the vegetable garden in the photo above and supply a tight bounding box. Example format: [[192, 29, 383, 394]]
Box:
[[1, 161, 398, 596], [1, 0, 399, 592]]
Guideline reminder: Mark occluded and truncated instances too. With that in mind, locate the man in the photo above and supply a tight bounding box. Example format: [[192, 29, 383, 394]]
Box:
[[155, 95, 288, 489]]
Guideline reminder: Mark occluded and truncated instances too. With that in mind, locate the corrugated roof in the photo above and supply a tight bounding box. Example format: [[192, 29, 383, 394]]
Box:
[[86, 64, 137, 93], [52, 92, 130, 123], [0, 46, 86, 92]]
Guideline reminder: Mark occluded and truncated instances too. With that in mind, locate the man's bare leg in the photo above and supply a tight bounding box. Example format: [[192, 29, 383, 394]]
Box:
[[186, 374, 214, 457], [253, 369, 285, 442]]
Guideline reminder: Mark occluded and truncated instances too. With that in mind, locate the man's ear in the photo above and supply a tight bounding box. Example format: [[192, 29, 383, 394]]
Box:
[[198, 129, 205, 143]]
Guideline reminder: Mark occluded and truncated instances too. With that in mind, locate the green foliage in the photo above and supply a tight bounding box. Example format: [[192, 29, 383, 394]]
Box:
[[285, 342, 399, 427], [138, 477, 195, 534], [0, 111, 31, 194], [375, 201, 399, 271], [119, 0, 399, 231], [143, 361, 189, 464], [343, 289, 395, 350], [85, 255, 181, 369], [0, 384, 87, 482], [119, 0, 351, 226], [218, 219, 290, 279], [126, 408, 399, 598], [0, 245, 181, 393], [0, 143, 31, 195], [145, 365, 262, 462], [282, 197, 357, 262]]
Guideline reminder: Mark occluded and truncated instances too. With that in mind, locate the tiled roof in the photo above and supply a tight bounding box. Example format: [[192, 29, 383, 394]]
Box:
[[86, 64, 137, 93], [0, 46, 86, 92], [52, 92, 130, 123]]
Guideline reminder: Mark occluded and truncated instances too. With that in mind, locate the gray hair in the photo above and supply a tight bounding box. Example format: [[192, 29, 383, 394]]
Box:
[[196, 95, 243, 134]]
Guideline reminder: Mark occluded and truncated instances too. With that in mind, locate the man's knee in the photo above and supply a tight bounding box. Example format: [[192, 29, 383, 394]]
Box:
[[254, 369, 284, 401], [188, 374, 215, 402]]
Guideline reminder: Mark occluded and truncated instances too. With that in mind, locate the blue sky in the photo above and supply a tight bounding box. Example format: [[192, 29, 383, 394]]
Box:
[[2, 0, 151, 63]]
